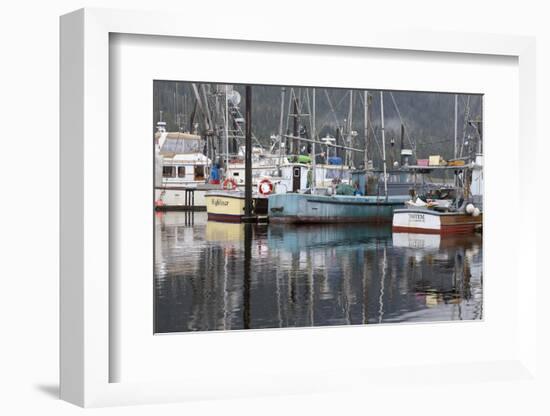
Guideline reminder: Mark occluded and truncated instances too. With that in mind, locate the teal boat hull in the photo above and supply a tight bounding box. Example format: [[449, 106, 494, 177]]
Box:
[[268, 193, 409, 224]]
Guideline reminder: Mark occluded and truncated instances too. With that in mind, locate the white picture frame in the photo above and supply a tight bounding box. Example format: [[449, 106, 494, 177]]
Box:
[[60, 7, 538, 407]]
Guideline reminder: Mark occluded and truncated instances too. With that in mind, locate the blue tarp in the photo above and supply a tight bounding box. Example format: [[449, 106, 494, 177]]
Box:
[[210, 164, 220, 181]]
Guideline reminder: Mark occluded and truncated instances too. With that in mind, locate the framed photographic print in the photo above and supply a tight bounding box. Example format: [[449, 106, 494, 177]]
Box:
[[60, 7, 539, 408], [152, 81, 484, 334]]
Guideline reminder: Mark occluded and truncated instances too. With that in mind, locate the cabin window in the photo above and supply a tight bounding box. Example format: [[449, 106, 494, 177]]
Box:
[[194, 165, 205, 181], [233, 172, 240, 176], [177, 166, 186, 177], [162, 166, 176, 178]]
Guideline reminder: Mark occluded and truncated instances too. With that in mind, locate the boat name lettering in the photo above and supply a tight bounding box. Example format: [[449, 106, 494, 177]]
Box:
[[409, 213, 425, 222], [210, 198, 229, 207]]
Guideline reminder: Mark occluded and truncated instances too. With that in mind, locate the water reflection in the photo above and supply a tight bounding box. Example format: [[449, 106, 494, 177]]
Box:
[[154, 212, 483, 333]]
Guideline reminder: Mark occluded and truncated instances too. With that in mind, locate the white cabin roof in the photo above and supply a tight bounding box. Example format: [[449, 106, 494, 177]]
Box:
[[156, 131, 202, 155], [165, 153, 210, 163]]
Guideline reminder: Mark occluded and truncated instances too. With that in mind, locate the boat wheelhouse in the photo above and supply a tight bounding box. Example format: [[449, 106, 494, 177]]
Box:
[[154, 129, 216, 210]]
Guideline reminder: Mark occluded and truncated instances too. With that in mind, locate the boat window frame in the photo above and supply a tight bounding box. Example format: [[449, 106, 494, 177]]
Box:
[[162, 165, 176, 178]]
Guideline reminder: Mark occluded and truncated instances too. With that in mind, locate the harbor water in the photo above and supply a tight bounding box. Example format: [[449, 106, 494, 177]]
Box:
[[155, 212, 483, 333]]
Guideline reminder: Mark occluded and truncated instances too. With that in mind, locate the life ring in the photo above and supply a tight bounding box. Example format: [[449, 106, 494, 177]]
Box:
[[258, 178, 273, 195], [222, 178, 238, 190], [155, 190, 165, 207]]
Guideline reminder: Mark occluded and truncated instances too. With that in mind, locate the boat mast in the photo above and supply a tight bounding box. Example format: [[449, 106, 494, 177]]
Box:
[[278, 87, 286, 167], [459, 95, 471, 158], [244, 86, 253, 219], [363, 90, 369, 169], [454, 94, 458, 159], [347, 90, 353, 166], [311, 88, 316, 192], [224, 85, 230, 167], [453, 94, 459, 188], [292, 93, 299, 155], [175, 83, 179, 131], [191, 83, 212, 177], [380, 91, 388, 199]]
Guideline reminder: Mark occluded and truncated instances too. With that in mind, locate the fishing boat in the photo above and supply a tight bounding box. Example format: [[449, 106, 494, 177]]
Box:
[[267, 90, 418, 224], [268, 192, 409, 224], [224, 153, 350, 194], [205, 190, 269, 222], [223, 145, 281, 188], [392, 208, 482, 234], [154, 123, 217, 210], [392, 162, 483, 235]]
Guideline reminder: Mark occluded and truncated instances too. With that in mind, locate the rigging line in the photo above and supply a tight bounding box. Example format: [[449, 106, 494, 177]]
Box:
[[293, 88, 303, 118], [284, 87, 295, 139], [369, 121, 384, 161], [388, 92, 417, 157], [323, 90, 343, 130], [191, 83, 209, 131], [315, 108, 335, 130], [421, 136, 462, 145], [298, 88, 306, 114], [314, 103, 334, 128], [459, 95, 471, 158], [227, 92, 262, 148], [313, 90, 337, 128], [305, 89, 315, 138], [358, 90, 365, 106], [357, 91, 384, 162], [335, 90, 350, 112], [321, 89, 351, 130]]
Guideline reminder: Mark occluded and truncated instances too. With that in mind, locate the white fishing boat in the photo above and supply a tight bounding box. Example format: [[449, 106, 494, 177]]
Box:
[[223, 145, 283, 190], [392, 163, 483, 235], [154, 123, 217, 210], [392, 208, 482, 234]]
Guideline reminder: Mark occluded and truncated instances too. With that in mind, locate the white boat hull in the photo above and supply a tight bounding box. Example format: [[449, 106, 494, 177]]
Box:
[[155, 187, 208, 210], [392, 208, 482, 235]]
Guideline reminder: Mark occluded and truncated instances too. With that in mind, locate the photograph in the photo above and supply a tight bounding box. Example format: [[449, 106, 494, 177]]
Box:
[[153, 81, 483, 333]]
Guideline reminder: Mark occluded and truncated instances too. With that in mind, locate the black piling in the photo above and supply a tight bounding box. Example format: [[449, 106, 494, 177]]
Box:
[[244, 85, 254, 221], [184, 188, 194, 225]]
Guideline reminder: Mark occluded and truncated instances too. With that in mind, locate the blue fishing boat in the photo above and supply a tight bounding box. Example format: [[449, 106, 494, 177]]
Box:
[[268, 193, 409, 224]]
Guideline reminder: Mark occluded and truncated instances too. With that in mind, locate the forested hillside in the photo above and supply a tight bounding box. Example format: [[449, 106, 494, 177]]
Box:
[[153, 81, 482, 168]]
